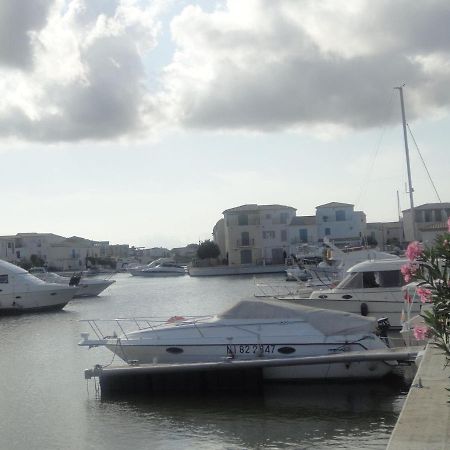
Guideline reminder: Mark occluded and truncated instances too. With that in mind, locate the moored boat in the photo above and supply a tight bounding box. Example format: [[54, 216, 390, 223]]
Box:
[[79, 299, 396, 380], [0, 259, 77, 314], [29, 267, 115, 297], [278, 259, 421, 328]]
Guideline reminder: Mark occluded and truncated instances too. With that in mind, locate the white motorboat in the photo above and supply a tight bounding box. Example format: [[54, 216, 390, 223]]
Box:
[[79, 299, 395, 380], [29, 267, 115, 297], [0, 259, 77, 314], [129, 258, 186, 277], [278, 259, 421, 329], [286, 243, 399, 285]]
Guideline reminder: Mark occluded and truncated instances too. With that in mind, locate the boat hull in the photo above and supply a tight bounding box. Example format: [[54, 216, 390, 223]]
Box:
[[0, 288, 75, 314], [104, 341, 392, 380], [73, 280, 115, 297]]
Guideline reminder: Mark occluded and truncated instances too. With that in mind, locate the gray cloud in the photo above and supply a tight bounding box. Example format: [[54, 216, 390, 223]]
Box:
[[0, 0, 163, 142], [1, 0, 450, 143], [165, 0, 450, 132], [0, 0, 54, 68]]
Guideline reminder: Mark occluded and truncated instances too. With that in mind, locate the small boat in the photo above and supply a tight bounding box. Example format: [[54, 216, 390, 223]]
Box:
[[79, 299, 395, 380], [0, 259, 77, 314], [29, 267, 115, 298], [278, 259, 421, 328], [129, 258, 186, 277]]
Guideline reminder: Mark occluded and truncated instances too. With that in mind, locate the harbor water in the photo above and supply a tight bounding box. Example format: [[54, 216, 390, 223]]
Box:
[[0, 273, 413, 450]]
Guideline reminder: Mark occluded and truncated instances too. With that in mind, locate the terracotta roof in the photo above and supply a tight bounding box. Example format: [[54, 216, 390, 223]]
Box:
[[223, 204, 296, 214], [316, 202, 354, 208], [403, 202, 450, 212], [290, 216, 316, 226]]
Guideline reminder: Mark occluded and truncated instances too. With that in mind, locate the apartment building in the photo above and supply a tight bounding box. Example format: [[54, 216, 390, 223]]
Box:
[[315, 202, 366, 247], [222, 204, 296, 265], [403, 202, 450, 243]]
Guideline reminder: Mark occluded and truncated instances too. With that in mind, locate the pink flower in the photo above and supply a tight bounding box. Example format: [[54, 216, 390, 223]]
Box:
[[416, 287, 433, 303], [447, 217, 450, 232], [401, 263, 418, 283], [413, 325, 429, 341], [405, 241, 424, 261]]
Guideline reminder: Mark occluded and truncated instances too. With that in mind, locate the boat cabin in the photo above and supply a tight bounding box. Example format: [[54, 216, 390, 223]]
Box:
[[336, 259, 408, 290]]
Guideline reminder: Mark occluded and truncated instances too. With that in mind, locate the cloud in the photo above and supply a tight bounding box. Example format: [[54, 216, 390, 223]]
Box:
[[0, 0, 54, 69], [164, 0, 450, 132], [0, 0, 165, 142], [1, 0, 450, 142]]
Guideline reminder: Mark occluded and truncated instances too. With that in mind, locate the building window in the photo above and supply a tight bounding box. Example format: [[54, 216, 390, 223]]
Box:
[[238, 214, 248, 226], [325, 228, 331, 236], [299, 229, 308, 242], [335, 210, 346, 221], [435, 210, 442, 222], [0, 274, 8, 283], [241, 232, 250, 246], [263, 231, 275, 239], [280, 212, 288, 224], [322, 216, 328, 222], [424, 210, 432, 222], [281, 230, 287, 242]]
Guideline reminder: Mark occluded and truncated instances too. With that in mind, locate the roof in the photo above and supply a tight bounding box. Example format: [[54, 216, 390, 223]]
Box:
[[316, 202, 354, 209], [290, 216, 316, 226], [347, 258, 408, 273], [223, 204, 296, 214], [402, 202, 450, 212]]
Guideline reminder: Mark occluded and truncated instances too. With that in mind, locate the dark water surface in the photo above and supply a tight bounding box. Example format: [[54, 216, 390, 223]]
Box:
[[0, 274, 412, 449]]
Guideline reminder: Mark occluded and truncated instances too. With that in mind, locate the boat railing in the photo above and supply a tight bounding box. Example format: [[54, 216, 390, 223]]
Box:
[[80, 316, 213, 340]]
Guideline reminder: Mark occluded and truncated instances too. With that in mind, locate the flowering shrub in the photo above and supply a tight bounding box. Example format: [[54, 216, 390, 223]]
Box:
[[402, 225, 450, 363]]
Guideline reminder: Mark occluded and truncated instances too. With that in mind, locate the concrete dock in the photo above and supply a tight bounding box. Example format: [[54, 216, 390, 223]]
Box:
[[387, 344, 450, 450]]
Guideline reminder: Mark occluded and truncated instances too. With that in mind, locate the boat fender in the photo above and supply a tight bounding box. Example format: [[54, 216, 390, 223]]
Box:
[[360, 303, 369, 316]]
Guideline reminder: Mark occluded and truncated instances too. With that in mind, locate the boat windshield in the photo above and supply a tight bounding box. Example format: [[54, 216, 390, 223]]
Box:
[[337, 269, 404, 289]]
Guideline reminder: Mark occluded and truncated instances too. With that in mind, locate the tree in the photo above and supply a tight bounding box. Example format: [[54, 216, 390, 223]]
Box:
[[197, 240, 220, 260]]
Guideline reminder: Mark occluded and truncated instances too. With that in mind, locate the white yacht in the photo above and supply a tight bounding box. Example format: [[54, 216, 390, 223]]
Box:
[[129, 258, 186, 277], [29, 267, 115, 297], [278, 259, 420, 328], [79, 299, 395, 380], [0, 259, 77, 314]]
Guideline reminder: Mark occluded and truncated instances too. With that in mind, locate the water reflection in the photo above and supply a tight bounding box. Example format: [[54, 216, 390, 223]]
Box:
[[85, 378, 410, 450]]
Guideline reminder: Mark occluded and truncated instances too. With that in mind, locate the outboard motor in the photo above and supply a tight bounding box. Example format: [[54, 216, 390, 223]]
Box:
[[69, 273, 82, 286], [377, 317, 391, 347]]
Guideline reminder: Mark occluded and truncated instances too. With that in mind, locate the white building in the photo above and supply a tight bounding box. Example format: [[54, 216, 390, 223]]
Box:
[[315, 202, 366, 247], [366, 222, 404, 250], [222, 204, 296, 265], [0, 233, 66, 264], [289, 216, 317, 247], [403, 202, 450, 243]]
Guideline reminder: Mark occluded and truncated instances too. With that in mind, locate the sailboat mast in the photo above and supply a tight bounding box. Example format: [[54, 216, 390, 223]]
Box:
[[395, 85, 416, 241]]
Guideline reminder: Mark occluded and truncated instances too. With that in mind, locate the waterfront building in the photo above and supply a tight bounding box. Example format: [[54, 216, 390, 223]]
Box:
[[315, 202, 366, 247], [366, 222, 404, 250], [402, 202, 450, 243], [222, 204, 296, 265], [289, 216, 317, 247], [0, 233, 66, 264]]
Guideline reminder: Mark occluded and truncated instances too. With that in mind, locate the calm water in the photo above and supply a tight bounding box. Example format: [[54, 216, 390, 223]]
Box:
[[0, 273, 412, 450]]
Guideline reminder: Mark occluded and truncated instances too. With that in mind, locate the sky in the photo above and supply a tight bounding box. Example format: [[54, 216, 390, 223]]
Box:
[[1, 0, 449, 249]]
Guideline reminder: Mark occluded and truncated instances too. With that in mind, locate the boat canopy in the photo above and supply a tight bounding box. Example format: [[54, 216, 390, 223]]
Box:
[[217, 299, 377, 336], [0, 259, 28, 275]]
